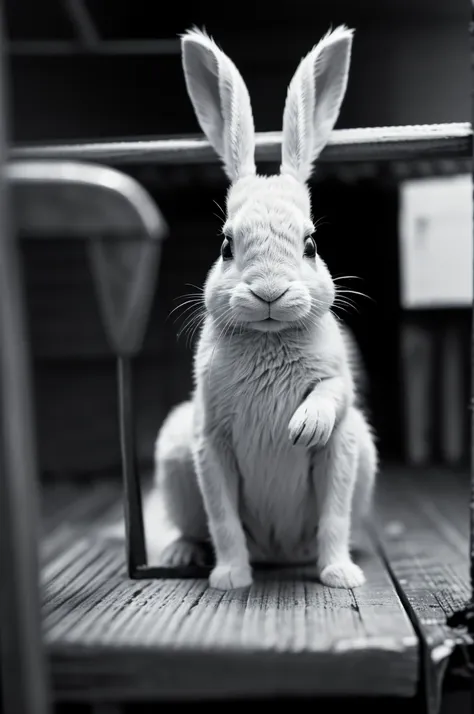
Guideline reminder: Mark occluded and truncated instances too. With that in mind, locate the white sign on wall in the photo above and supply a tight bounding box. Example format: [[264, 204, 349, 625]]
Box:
[[399, 174, 473, 308]]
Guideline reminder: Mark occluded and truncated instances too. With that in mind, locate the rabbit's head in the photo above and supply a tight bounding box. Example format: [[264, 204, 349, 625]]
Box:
[[182, 26, 353, 333]]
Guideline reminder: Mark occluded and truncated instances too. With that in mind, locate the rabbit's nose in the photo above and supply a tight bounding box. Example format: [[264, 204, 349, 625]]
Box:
[[249, 286, 290, 305]]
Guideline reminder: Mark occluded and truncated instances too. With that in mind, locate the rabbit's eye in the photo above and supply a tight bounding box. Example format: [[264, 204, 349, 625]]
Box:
[[303, 236, 316, 259], [221, 237, 233, 261]]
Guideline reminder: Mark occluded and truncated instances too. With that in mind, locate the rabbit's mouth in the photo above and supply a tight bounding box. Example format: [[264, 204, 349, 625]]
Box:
[[247, 317, 289, 333]]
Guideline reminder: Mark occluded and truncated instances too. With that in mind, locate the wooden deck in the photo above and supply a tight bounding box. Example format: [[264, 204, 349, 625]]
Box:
[[375, 468, 472, 713], [40, 468, 471, 704]]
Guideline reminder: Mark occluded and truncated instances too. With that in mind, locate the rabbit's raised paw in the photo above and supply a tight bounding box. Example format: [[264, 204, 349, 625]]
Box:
[[289, 399, 336, 449]]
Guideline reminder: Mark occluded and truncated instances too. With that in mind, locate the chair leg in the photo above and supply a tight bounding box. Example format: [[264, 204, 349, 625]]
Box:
[[117, 355, 147, 576]]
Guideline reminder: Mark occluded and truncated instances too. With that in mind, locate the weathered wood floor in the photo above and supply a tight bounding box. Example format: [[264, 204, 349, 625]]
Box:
[[41, 468, 471, 704], [375, 468, 472, 714]]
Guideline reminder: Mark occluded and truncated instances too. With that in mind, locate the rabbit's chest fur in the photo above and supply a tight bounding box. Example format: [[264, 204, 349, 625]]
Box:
[[196, 316, 344, 562]]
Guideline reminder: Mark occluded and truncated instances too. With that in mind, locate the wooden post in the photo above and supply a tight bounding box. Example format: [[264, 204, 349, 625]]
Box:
[[0, 8, 51, 714]]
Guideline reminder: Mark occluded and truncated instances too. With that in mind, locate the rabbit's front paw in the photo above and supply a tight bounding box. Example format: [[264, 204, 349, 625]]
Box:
[[320, 560, 365, 589], [209, 563, 253, 591], [289, 398, 336, 449]]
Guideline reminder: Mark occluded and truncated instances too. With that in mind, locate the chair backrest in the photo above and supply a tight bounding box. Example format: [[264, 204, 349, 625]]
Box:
[[8, 160, 165, 238], [9, 159, 168, 355]]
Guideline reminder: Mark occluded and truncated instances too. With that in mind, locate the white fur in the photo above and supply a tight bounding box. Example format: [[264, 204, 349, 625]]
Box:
[[181, 28, 256, 181], [154, 26, 377, 591], [281, 25, 353, 182]]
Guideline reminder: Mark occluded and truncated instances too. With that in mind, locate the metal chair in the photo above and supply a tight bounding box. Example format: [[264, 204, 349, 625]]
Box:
[[1, 158, 167, 714]]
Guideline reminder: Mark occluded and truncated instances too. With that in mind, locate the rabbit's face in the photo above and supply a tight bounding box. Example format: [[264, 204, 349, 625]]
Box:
[[204, 175, 335, 333], [182, 26, 353, 333]]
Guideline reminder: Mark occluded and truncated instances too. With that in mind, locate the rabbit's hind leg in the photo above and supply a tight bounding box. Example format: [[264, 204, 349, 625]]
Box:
[[351, 409, 378, 551], [152, 401, 209, 567]]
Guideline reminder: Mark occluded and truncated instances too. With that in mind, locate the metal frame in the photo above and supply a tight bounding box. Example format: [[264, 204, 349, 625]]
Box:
[[116, 354, 215, 580]]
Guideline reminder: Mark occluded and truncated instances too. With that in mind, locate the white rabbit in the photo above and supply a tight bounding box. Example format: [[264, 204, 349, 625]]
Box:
[[154, 25, 378, 590]]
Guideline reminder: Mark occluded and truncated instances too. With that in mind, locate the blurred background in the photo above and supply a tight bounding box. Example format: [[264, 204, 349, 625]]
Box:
[[4, 0, 472, 478]]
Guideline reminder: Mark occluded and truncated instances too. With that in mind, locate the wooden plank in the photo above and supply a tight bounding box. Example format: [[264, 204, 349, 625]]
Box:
[[375, 468, 472, 714], [40, 482, 418, 701], [10, 123, 471, 166]]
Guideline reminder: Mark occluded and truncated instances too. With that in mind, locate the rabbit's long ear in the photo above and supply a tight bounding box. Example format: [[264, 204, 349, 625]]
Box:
[[181, 28, 256, 181], [280, 26, 353, 183]]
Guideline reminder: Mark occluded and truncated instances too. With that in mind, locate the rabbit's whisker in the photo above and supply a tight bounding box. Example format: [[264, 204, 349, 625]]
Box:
[[336, 287, 373, 303], [177, 307, 206, 343], [333, 274, 363, 283], [169, 299, 203, 321]]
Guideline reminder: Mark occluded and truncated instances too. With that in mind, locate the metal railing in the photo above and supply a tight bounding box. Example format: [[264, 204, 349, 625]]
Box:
[[10, 122, 472, 166]]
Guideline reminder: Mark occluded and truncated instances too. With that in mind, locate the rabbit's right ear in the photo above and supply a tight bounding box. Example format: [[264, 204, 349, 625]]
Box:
[[280, 26, 353, 183], [181, 28, 256, 182]]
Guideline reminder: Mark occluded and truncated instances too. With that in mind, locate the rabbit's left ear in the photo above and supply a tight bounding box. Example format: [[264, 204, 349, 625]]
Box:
[[280, 26, 354, 183], [181, 28, 256, 182]]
